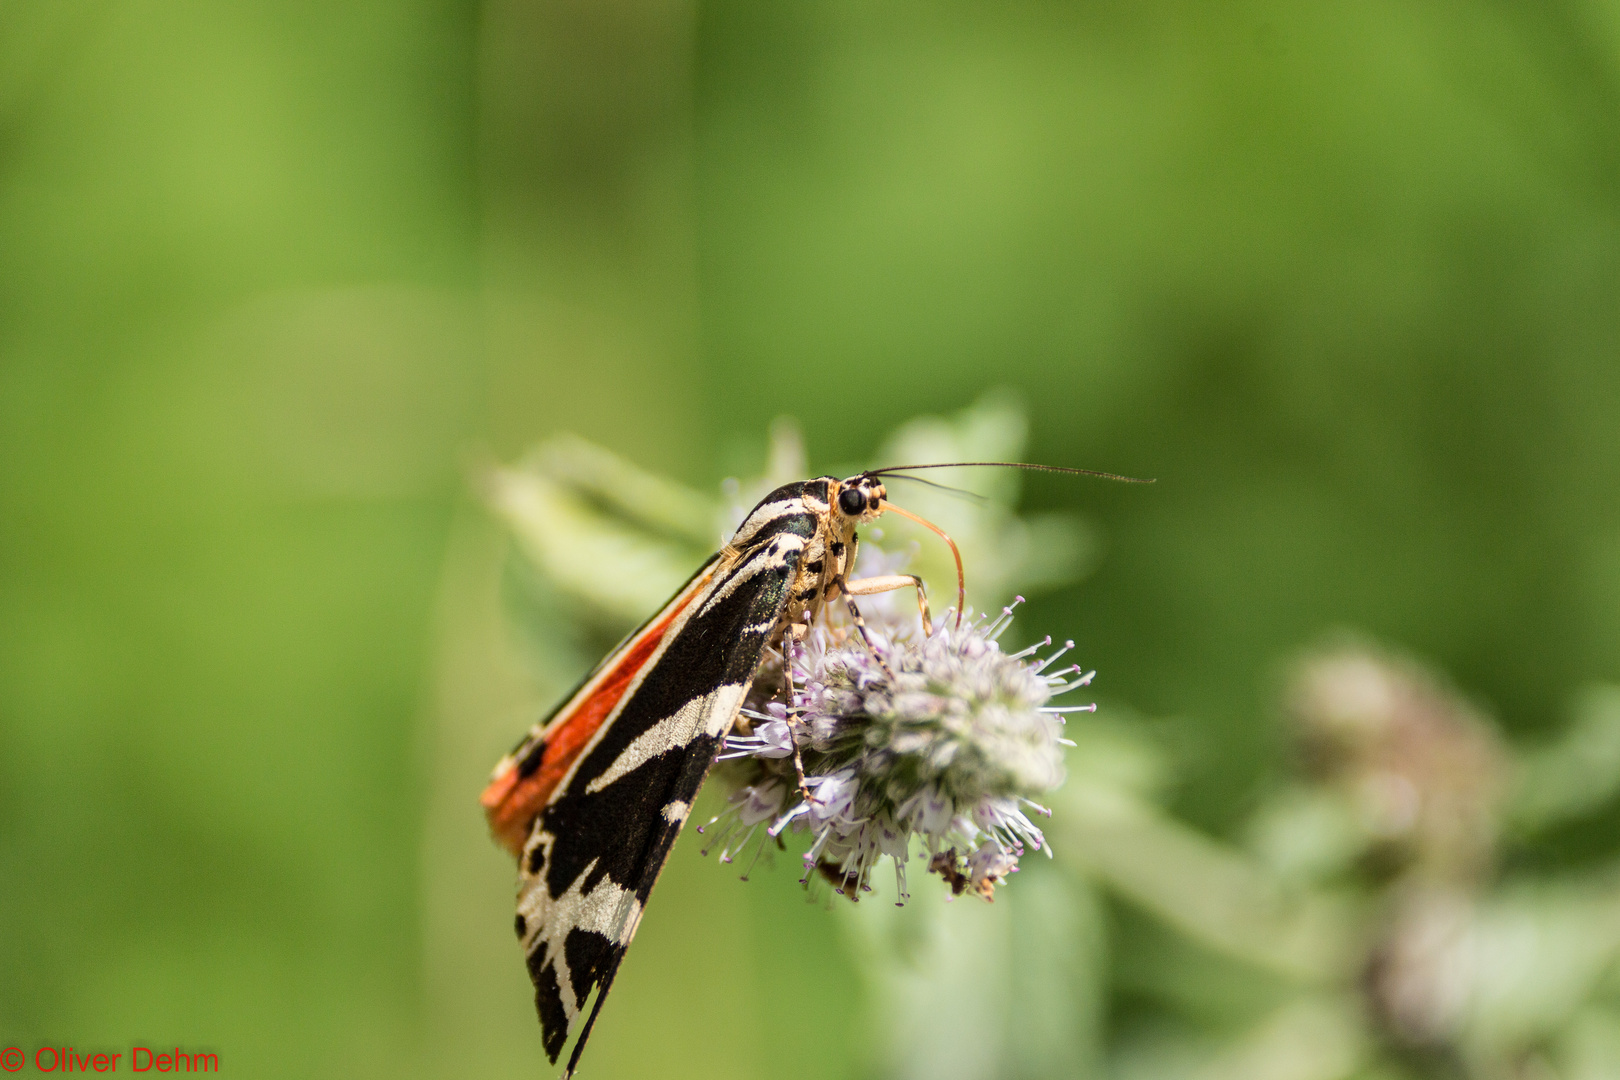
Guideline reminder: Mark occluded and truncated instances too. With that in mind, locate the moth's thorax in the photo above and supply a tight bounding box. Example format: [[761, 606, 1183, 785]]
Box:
[[722, 472, 887, 638]]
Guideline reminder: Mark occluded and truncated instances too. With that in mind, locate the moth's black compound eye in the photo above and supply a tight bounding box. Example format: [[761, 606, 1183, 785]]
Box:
[[838, 487, 867, 517]]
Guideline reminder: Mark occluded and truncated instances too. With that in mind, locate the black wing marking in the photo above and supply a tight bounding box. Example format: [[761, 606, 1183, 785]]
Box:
[[516, 517, 815, 1076]]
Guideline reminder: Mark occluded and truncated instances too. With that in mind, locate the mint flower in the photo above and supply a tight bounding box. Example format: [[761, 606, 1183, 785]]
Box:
[[701, 601, 1091, 903]]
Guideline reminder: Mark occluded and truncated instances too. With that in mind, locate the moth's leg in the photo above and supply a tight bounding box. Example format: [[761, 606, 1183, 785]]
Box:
[[841, 593, 899, 679], [843, 574, 932, 634], [783, 618, 816, 802]]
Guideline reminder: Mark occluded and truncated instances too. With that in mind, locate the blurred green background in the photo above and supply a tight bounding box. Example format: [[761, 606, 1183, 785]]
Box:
[[4, 1, 1620, 1077]]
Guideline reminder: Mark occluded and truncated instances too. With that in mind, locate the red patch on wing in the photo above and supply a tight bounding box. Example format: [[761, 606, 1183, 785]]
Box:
[[482, 598, 695, 856]]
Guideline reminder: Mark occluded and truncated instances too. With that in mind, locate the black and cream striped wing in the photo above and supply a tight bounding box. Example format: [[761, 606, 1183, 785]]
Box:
[[516, 509, 817, 1076]]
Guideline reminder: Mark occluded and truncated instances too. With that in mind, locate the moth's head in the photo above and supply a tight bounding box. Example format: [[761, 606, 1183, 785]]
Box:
[[833, 473, 887, 526], [836, 470, 966, 628]]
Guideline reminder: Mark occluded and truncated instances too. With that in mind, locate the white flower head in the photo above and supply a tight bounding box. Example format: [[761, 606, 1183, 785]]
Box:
[[703, 599, 1093, 903]]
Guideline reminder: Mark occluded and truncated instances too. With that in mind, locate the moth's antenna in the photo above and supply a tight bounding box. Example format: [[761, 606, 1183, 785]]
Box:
[[870, 461, 1155, 484], [880, 472, 990, 506], [878, 501, 966, 631]]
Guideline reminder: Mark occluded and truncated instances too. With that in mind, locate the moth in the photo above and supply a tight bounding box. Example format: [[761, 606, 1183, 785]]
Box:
[[482, 461, 1136, 1076]]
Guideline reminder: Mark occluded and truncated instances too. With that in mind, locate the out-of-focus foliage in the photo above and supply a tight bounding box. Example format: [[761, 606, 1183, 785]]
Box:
[[1070, 642, 1620, 1080], [4, 2, 1620, 1079]]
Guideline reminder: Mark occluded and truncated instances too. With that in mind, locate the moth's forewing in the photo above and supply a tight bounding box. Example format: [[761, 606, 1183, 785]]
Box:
[[486, 481, 827, 1076]]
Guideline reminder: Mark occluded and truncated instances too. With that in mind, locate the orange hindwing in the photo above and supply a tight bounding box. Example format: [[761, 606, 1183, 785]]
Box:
[[480, 559, 722, 855]]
